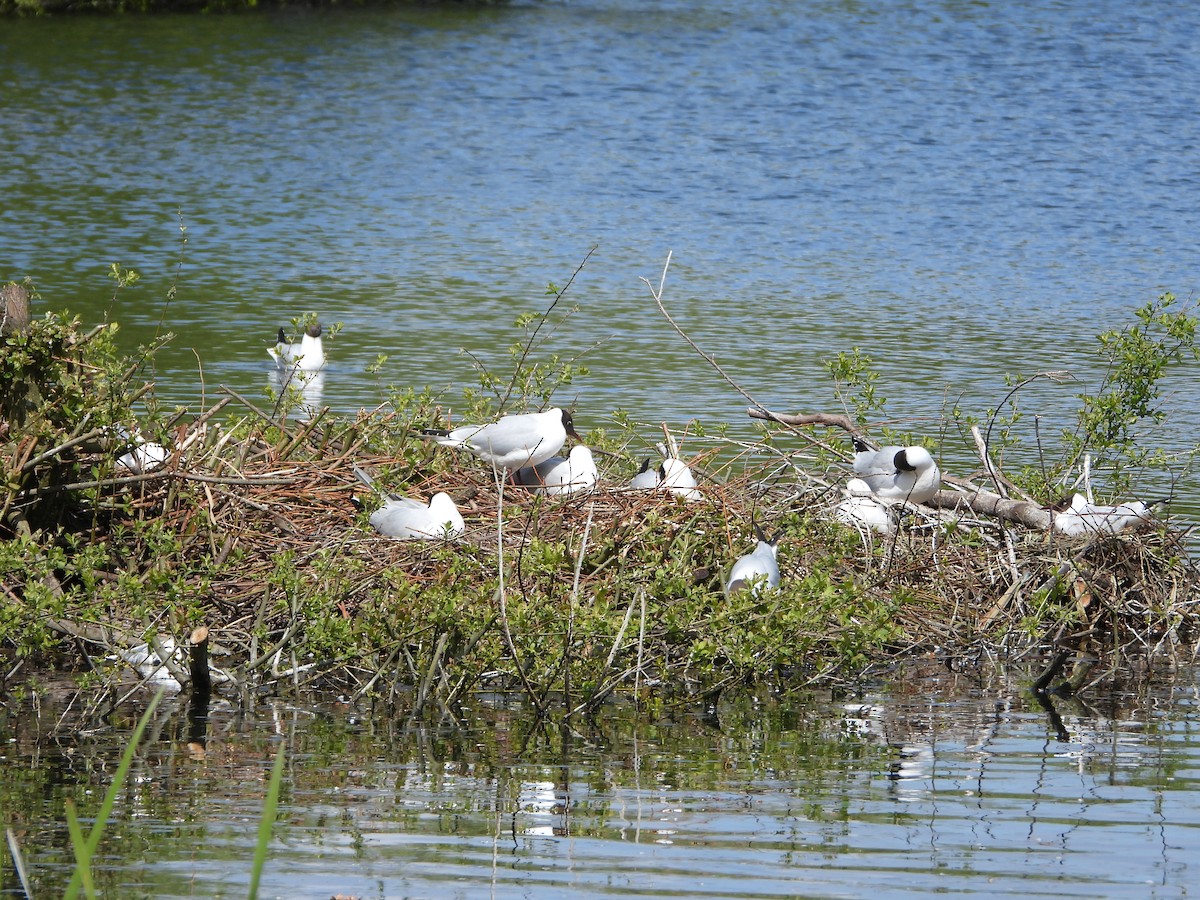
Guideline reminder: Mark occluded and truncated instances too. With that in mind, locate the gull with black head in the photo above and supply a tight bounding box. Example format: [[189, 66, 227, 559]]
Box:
[[268, 321, 325, 373], [421, 407, 581, 475], [851, 438, 941, 504], [726, 524, 781, 596]]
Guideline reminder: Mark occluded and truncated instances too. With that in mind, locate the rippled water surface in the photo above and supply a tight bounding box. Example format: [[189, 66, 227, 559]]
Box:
[[4, 662, 1200, 898], [2, 0, 1199, 457]]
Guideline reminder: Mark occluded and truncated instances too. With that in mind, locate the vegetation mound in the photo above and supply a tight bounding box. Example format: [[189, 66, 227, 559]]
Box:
[[1, 270, 1198, 718]]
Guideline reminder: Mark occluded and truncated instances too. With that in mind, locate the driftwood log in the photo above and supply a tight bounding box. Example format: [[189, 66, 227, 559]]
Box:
[[1, 282, 30, 336], [926, 487, 1053, 530], [748, 405, 1055, 531], [747, 407, 862, 440]]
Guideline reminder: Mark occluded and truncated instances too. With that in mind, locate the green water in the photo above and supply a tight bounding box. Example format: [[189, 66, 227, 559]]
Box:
[[3, 659, 1199, 898]]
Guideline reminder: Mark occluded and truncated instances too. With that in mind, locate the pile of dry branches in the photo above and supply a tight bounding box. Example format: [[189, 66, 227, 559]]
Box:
[[2, 379, 1193, 720]]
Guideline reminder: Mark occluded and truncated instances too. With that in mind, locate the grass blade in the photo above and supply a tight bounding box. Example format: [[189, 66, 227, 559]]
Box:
[[63, 801, 96, 900], [248, 744, 286, 900], [63, 689, 164, 900], [6, 827, 36, 900]]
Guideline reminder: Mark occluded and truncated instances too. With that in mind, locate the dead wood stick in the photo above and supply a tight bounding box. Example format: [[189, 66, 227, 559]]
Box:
[[189, 626, 212, 699], [20, 428, 110, 473], [1033, 650, 1071, 694], [414, 631, 451, 717], [150, 633, 191, 686], [746, 407, 862, 437], [971, 424, 1007, 499], [642, 251, 770, 413], [41, 471, 298, 494], [1, 282, 31, 335], [926, 487, 1053, 530]]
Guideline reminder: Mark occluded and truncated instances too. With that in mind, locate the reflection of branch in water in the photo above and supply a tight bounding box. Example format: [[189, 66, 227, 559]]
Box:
[[1031, 651, 1102, 743], [1031, 688, 1070, 743]]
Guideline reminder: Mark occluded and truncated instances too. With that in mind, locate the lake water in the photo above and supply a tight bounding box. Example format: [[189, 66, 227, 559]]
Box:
[[4, 660, 1200, 898], [2, 0, 1198, 497]]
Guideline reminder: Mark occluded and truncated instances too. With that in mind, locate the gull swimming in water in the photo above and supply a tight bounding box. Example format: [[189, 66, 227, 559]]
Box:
[[116, 636, 182, 685], [851, 439, 941, 504], [513, 444, 598, 495], [268, 322, 325, 372], [354, 468, 465, 540], [1053, 493, 1159, 537], [421, 408, 580, 473], [726, 527, 780, 596]]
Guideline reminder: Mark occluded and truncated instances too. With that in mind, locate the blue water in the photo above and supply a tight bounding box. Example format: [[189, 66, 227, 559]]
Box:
[[6, 664, 1200, 898], [2, 4, 1200, 893], [2, 1, 1197, 439]]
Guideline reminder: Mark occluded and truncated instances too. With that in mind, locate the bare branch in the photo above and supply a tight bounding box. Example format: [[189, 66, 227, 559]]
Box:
[[642, 252, 769, 413]]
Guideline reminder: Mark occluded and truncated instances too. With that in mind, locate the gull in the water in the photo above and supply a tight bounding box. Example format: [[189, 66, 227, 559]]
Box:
[[421, 408, 580, 473], [851, 439, 941, 504], [354, 468, 465, 540], [835, 478, 896, 534], [270, 366, 325, 413], [268, 321, 325, 372], [1053, 493, 1159, 537], [513, 445, 598, 495], [115, 637, 184, 688], [726, 527, 780, 596], [628, 457, 663, 489]]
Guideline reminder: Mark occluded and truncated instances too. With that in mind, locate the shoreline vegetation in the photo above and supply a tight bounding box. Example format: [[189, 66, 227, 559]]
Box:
[[1, 262, 1199, 723]]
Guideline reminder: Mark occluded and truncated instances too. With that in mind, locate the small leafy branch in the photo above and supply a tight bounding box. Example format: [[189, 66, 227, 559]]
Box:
[[461, 249, 597, 418], [1066, 292, 1199, 490], [826, 347, 886, 426]]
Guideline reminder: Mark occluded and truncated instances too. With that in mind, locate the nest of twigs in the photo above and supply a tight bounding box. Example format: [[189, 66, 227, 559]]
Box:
[[3, 389, 1198, 718]]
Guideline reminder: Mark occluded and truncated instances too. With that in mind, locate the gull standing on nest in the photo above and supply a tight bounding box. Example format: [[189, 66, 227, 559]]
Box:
[[421, 407, 581, 474]]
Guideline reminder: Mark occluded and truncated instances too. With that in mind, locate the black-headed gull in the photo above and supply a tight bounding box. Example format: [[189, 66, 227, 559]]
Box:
[[835, 478, 896, 534], [726, 529, 780, 595], [115, 637, 184, 689], [851, 439, 941, 504], [354, 468, 465, 540], [513, 445, 598, 495], [1053, 493, 1158, 537], [422, 408, 580, 473], [628, 457, 663, 489], [268, 322, 325, 372], [660, 456, 702, 501], [113, 425, 171, 474]]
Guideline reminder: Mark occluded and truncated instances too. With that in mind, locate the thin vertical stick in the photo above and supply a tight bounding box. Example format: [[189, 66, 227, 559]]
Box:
[[634, 588, 647, 703], [5, 828, 34, 900], [493, 466, 545, 715], [563, 503, 595, 717]]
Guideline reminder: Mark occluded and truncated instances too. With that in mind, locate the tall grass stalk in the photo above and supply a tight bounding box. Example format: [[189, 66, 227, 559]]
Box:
[[248, 744, 287, 900], [6, 827, 35, 899], [63, 689, 165, 900]]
